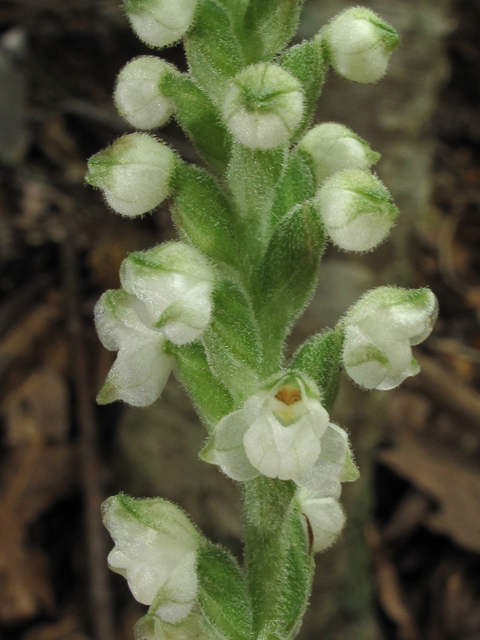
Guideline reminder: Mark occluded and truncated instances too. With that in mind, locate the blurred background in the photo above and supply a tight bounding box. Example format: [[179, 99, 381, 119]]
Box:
[[1, 0, 480, 639]]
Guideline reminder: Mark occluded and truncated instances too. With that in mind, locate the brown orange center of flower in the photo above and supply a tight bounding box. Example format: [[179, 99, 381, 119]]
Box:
[[275, 386, 302, 406]]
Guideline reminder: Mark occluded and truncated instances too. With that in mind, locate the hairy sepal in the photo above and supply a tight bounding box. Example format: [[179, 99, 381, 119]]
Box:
[[291, 328, 344, 412], [197, 542, 253, 640]]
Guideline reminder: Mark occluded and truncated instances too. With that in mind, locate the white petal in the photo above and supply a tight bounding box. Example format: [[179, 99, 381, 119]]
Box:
[[98, 340, 173, 406], [343, 324, 388, 389], [301, 495, 346, 553], [243, 413, 321, 480], [95, 289, 159, 351], [295, 423, 357, 497], [207, 410, 259, 481], [154, 551, 198, 623]]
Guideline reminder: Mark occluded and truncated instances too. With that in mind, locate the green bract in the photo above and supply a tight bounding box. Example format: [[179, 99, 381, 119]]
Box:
[[87, 3, 437, 639]]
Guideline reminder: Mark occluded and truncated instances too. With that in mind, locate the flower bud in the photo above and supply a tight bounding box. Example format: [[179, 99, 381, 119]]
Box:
[[201, 373, 330, 482], [298, 490, 345, 553], [86, 133, 176, 217], [102, 495, 200, 622], [322, 8, 400, 84], [114, 56, 176, 130], [314, 168, 398, 252], [95, 289, 174, 406], [342, 287, 438, 390], [120, 242, 215, 345], [222, 64, 304, 150], [123, 0, 198, 48], [298, 123, 380, 186]]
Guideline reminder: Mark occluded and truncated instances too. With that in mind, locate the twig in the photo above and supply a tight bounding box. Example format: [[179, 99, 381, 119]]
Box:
[[61, 212, 115, 640]]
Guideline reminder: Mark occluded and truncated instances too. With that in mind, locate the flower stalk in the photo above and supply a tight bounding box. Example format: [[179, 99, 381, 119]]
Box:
[[86, 2, 436, 639]]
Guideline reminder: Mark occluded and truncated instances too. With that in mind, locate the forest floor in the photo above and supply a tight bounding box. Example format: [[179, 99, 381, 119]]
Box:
[[1, 1, 480, 639]]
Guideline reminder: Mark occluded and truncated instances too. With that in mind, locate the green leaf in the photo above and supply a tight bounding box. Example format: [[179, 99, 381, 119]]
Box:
[[197, 542, 253, 640], [185, 0, 244, 105], [203, 279, 261, 402], [269, 149, 316, 230], [168, 342, 234, 430], [291, 328, 345, 411], [171, 164, 237, 266], [257, 202, 325, 357], [244, 0, 305, 63], [279, 38, 327, 138], [162, 73, 231, 174]]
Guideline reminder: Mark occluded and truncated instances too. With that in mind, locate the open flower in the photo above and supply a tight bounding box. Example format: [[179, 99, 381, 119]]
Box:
[[201, 373, 330, 481], [95, 242, 215, 406], [342, 286, 438, 390], [102, 495, 200, 623]]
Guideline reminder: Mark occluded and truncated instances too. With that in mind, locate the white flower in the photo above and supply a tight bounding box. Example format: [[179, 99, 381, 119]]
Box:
[[114, 56, 176, 130], [201, 373, 330, 481], [342, 286, 438, 390], [123, 0, 198, 49], [86, 133, 176, 217], [95, 243, 215, 406], [298, 123, 380, 186], [120, 242, 215, 345], [322, 8, 400, 84], [222, 64, 304, 150], [298, 490, 346, 553], [95, 289, 174, 406], [102, 495, 200, 623], [314, 168, 398, 252]]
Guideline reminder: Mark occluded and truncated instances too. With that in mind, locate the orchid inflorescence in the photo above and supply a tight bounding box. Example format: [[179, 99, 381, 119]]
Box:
[[87, 2, 437, 638]]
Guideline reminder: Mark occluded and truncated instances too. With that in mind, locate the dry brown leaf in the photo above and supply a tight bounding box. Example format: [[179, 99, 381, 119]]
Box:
[[22, 617, 91, 640], [0, 507, 54, 625], [0, 298, 62, 389], [379, 429, 480, 553], [366, 524, 420, 640], [3, 368, 69, 445]]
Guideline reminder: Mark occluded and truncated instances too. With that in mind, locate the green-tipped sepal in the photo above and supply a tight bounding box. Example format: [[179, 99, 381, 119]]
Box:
[[86, 133, 176, 217], [342, 286, 438, 390], [322, 7, 400, 84]]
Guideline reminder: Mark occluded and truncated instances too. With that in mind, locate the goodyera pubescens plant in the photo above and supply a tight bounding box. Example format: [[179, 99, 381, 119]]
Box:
[[86, 2, 438, 639]]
